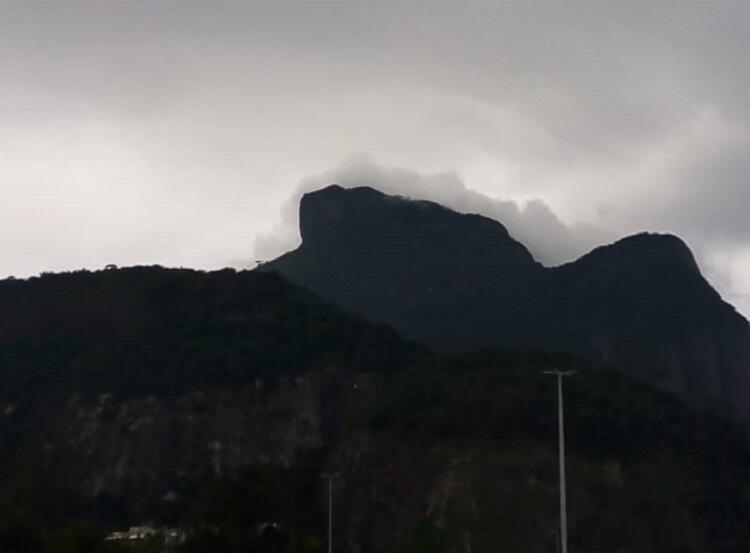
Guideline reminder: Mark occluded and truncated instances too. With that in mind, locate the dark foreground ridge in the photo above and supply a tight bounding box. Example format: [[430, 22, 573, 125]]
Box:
[[0, 266, 749, 551], [264, 184, 750, 421]]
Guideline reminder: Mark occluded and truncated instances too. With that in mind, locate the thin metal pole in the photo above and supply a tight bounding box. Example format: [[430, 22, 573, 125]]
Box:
[[328, 476, 333, 553], [557, 373, 568, 553], [544, 370, 575, 553], [322, 473, 338, 553]]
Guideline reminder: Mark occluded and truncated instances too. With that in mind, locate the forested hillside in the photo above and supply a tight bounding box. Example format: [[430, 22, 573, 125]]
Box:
[[0, 268, 748, 552]]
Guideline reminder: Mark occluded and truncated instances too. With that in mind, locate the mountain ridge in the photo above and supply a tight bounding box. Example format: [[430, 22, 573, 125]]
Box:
[[0, 257, 749, 551], [264, 184, 750, 421]]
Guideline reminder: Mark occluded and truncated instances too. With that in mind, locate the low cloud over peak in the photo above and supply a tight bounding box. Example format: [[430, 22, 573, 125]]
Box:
[[255, 156, 749, 320], [254, 156, 615, 267]]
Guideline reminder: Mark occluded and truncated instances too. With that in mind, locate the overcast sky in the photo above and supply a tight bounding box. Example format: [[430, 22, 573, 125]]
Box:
[[2, 1, 749, 317]]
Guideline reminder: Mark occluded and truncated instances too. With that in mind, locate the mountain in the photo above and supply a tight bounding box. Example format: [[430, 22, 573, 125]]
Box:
[[263, 185, 750, 420], [0, 267, 423, 550], [0, 267, 750, 551], [0, 267, 421, 517], [0, 267, 421, 403]]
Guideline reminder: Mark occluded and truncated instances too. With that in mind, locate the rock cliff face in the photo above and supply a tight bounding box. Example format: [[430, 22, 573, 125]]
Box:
[[65, 384, 321, 515], [0, 267, 418, 524], [1, 267, 749, 551], [265, 185, 750, 420], [56, 372, 377, 523]]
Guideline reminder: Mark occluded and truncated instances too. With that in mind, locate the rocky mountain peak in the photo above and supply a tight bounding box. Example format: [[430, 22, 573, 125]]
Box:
[[265, 184, 750, 421]]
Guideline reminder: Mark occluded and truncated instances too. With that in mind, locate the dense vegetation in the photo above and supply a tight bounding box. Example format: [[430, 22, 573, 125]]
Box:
[[0, 267, 422, 399], [370, 350, 750, 552], [0, 267, 749, 552]]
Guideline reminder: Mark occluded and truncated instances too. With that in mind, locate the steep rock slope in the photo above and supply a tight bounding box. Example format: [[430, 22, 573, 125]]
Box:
[[264, 185, 750, 419]]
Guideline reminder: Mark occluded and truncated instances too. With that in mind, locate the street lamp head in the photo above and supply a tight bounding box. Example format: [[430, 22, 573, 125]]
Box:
[[543, 369, 577, 376]]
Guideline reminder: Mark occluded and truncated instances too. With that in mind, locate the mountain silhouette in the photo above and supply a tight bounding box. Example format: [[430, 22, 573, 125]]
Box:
[[264, 184, 750, 420], [0, 248, 749, 551]]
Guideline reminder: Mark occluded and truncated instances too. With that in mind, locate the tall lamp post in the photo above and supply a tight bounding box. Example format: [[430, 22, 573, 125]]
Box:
[[322, 473, 339, 553], [543, 370, 576, 553]]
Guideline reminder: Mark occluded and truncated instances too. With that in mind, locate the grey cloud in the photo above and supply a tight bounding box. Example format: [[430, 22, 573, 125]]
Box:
[[254, 156, 615, 267], [630, 137, 750, 245], [1, 1, 749, 316]]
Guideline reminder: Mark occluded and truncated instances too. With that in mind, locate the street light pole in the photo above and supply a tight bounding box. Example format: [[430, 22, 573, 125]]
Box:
[[543, 370, 575, 553], [322, 473, 339, 553]]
